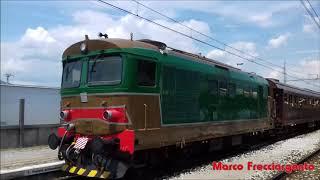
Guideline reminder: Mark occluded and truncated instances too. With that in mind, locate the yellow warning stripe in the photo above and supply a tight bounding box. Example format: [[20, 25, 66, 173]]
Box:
[[77, 168, 86, 175], [69, 166, 77, 173], [87, 170, 98, 177]]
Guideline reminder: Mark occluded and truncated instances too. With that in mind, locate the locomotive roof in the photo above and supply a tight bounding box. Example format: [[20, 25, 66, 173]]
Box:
[[62, 38, 266, 85], [63, 38, 239, 70], [267, 79, 320, 98], [62, 38, 159, 58]]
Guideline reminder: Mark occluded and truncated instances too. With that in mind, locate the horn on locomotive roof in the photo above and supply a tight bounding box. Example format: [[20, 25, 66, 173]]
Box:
[[98, 32, 108, 39]]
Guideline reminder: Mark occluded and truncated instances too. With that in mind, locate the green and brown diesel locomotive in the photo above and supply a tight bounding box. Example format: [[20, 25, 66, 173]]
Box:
[[48, 36, 320, 179]]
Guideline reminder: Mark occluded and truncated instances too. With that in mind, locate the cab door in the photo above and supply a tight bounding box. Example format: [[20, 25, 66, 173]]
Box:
[[128, 56, 161, 129]]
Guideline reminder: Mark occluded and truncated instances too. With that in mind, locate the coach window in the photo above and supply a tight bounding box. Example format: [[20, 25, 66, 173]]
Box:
[[300, 97, 305, 105], [137, 60, 156, 86], [294, 96, 297, 105], [312, 98, 315, 106], [289, 95, 293, 104], [284, 94, 288, 103], [219, 81, 227, 96], [304, 98, 307, 106]]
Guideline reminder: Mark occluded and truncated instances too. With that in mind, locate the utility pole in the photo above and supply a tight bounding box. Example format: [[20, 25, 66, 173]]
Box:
[[283, 60, 286, 84]]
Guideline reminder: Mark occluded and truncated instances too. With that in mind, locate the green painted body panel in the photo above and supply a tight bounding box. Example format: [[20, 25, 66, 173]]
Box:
[[61, 47, 269, 124], [159, 53, 268, 124]]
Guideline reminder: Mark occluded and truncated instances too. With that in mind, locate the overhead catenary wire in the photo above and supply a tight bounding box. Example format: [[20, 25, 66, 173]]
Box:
[[303, 0, 320, 88], [96, 1, 278, 70], [131, 0, 307, 77], [306, 0, 320, 20], [96, 0, 320, 89], [300, 0, 320, 29]]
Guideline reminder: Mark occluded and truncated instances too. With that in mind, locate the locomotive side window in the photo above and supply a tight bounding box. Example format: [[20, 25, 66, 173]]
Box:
[[137, 60, 156, 86]]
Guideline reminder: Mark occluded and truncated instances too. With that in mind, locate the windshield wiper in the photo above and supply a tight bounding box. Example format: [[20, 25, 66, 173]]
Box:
[[90, 54, 102, 73]]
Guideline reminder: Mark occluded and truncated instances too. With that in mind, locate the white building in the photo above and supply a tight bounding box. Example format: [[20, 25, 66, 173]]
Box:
[[0, 84, 60, 126]]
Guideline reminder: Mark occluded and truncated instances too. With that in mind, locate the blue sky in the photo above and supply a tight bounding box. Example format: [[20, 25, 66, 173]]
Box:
[[1, 1, 320, 90]]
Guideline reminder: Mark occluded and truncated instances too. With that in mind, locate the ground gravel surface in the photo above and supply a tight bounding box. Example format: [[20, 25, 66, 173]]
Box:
[[170, 129, 320, 180]]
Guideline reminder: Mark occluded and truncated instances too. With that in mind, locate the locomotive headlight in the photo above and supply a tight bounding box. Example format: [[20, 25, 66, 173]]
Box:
[[67, 123, 75, 130], [80, 42, 87, 53], [103, 110, 112, 120], [60, 110, 69, 120]]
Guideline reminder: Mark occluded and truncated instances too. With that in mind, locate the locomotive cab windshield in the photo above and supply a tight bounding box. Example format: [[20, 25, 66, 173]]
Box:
[[61, 55, 123, 88], [87, 56, 123, 86], [61, 60, 82, 88]]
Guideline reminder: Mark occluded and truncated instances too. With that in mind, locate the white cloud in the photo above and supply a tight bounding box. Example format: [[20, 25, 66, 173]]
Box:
[[21, 27, 56, 44], [249, 14, 273, 27], [231, 42, 258, 56], [267, 69, 282, 80], [134, 1, 299, 28], [206, 41, 258, 69], [268, 33, 290, 48], [207, 49, 225, 60], [302, 13, 320, 34], [1, 10, 212, 86], [298, 60, 320, 76], [303, 24, 315, 33]]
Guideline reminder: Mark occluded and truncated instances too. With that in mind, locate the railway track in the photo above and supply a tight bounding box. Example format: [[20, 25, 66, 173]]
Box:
[[272, 147, 320, 180]]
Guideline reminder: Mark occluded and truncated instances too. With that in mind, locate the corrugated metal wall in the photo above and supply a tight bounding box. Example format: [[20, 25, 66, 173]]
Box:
[[0, 84, 60, 126]]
